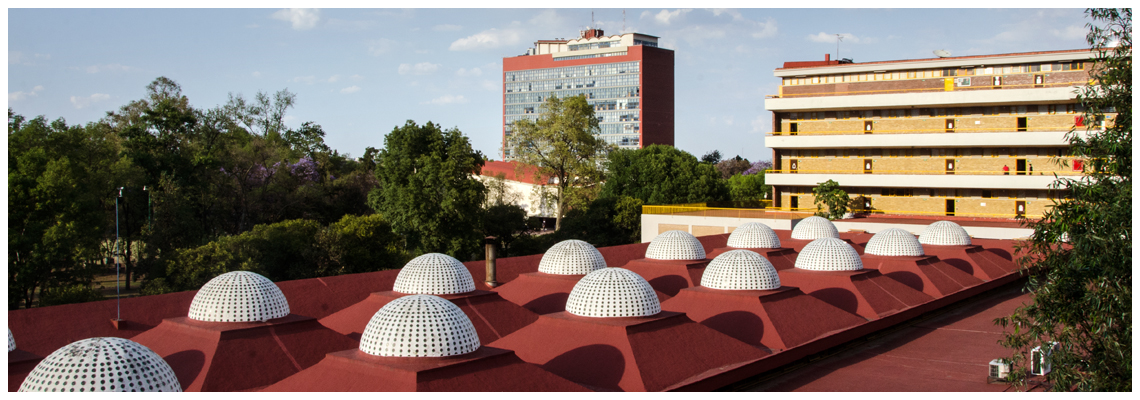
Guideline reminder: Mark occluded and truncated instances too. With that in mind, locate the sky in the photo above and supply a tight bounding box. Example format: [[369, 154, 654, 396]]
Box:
[[6, 6, 1093, 162]]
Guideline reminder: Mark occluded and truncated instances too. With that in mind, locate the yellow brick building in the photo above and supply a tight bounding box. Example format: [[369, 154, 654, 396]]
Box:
[[764, 49, 1107, 219]]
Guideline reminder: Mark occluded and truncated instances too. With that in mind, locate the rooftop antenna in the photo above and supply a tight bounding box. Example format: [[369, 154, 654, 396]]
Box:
[[623, 9, 626, 32], [836, 34, 844, 61], [591, 10, 595, 30], [933, 49, 952, 58]]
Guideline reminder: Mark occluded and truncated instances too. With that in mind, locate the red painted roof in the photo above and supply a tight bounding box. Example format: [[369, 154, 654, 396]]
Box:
[[777, 48, 1093, 71], [8, 228, 1032, 391], [481, 160, 548, 185]]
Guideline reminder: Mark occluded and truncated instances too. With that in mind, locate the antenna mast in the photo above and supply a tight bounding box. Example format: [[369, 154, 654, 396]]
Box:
[[623, 9, 626, 32], [836, 34, 844, 60]]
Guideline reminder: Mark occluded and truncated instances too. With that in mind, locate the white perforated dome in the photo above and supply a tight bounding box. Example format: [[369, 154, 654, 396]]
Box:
[[865, 228, 926, 257], [9, 329, 15, 352], [919, 221, 972, 246], [393, 253, 476, 295], [727, 222, 782, 249], [188, 271, 290, 322], [565, 268, 661, 318], [794, 238, 864, 271], [359, 294, 480, 357], [19, 337, 181, 392], [538, 240, 608, 275], [701, 250, 781, 291], [791, 216, 841, 240], [645, 230, 706, 260]]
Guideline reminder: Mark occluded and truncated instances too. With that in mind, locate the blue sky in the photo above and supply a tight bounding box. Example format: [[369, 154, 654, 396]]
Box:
[[7, 7, 1091, 162]]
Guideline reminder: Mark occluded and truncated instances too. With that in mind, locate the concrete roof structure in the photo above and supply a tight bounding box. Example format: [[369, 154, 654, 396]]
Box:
[[8, 221, 1029, 392]]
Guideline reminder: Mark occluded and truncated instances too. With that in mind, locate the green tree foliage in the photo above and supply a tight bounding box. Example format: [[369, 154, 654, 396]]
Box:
[[370, 121, 486, 259], [317, 214, 408, 275], [727, 173, 769, 202], [152, 216, 408, 293], [700, 150, 721, 164], [9, 112, 119, 309], [601, 144, 728, 205], [509, 94, 612, 230], [996, 8, 1131, 391], [812, 179, 849, 220]]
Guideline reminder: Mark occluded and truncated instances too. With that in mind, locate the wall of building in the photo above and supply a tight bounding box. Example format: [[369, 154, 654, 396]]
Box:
[[640, 46, 675, 147], [640, 213, 1033, 242]]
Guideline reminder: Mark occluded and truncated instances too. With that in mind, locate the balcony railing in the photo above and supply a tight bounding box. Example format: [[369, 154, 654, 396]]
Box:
[[644, 202, 1044, 220], [768, 80, 1087, 99], [768, 125, 1086, 136], [767, 168, 1083, 176]]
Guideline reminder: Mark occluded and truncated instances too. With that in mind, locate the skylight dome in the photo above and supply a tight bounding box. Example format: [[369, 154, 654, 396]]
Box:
[[918, 221, 972, 246], [865, 228, 925, 256], [645, 230, 706, 260], [791, 216, 840, 240], [359, 294, 480, 357], [538, 239, 607, 275], [188, 271, 290, 322], [393, 253, 476, 295], [794, 238, 864, 271], [727, 222, 781, 249], [8, 329, 14, 352], [701, 250, 781, 291], [565, 268, 661, 318], [19, 337, 181, 392]]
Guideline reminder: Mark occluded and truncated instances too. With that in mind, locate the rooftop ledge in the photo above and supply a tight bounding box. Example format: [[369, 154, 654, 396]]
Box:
[[765, 87, 1080, 111]]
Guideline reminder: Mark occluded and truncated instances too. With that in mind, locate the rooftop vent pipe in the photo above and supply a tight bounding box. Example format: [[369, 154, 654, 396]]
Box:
[[485, 236, 499, 288]]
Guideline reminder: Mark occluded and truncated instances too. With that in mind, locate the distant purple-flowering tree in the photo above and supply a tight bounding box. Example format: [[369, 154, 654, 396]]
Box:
[[743, 160, 772, 176], [289, 157, 320, 182]]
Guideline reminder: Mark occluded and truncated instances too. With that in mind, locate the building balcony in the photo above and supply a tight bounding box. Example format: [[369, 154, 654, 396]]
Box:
[[764, 86, 1080, 112], [765, 172, 1074, 190], [765, 129, 1093, 149]]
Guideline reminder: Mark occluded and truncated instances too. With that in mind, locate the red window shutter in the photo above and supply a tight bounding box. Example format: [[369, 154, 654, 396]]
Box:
[[1075, 116, 1084, 126], [1073, 159, 1083, 171]]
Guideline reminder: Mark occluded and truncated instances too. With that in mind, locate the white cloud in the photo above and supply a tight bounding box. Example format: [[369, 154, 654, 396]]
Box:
[[340, 86, 361, 94], [252, 71, 262, 78], [292, 76, 317, 84], [480, 80, 498, 91], [350, 74, 364, 80], [434, 24, 462, 31], [423, 94, 467, 105], [398, 62, 440, 75], [449, 28, 522, 51], [751, 115, 767, 133], [808, 32, 860, 44], [1053, 25, 1086, 40], [84, 63, 133, 73], [652, 9, 691, 26], [752, 18, 778, 39], [327, 74, 341, 83], [272, 8, 321, 30], [9, 85, 44, 102], [9, 52, 51, 65], [70, 93, 110, 109], [367, 38, 396, 56], [456, 67, 482, 77]]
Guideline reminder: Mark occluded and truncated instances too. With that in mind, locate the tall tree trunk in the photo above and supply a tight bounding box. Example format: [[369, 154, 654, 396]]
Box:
[[555, 184, 564, 231]]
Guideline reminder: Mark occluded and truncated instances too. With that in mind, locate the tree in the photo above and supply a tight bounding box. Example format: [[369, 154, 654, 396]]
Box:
[[509, 94, 612, 230], [317, 214, 408, 275], [8, 113, 117, 308], [727, 173, 768, 202], [715, 156, 752, 179], [601, 144, 728, 205], [700, 150, 722, 164], [995, 8, 1131, 391], [369, 121, 486, 259], [812, 179, 849, 220]]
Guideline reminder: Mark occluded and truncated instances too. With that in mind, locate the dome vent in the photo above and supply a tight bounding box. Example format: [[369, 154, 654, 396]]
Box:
[[791, 216, 840, 240], [565, 268, 661, 318], [865, 228, 925, 256], [188, 271, 289, 322], [727, 222, 781, 249], [645, 230, 706, 260], [918, 221, 972, 246], [8, 329, 15, 352], [359, 294, 480, 357], [19, 337, 181, 392], [701, 250, 781, 291], [795, 238, 864, 271], [393, 253, 476, 295], [538, 240, 607, 275]]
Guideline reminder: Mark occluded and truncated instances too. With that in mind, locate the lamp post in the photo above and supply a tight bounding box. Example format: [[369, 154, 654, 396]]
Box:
[[115, 187, 123, 323]]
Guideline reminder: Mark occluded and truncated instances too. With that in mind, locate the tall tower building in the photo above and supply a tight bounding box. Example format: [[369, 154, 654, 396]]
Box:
[[764, 49, 1111, 219], [502, 29, 674, 160]]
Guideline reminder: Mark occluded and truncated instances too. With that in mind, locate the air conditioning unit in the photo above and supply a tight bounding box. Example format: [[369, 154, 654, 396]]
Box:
[[989, 359, 1011, 381], [1031, 342, 1060, 375]]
